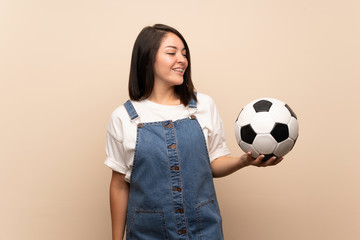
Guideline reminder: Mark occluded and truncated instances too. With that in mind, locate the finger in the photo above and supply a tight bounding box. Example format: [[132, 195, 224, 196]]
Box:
[[262, 156, 278, 167], [264, 156, 283, 167], [254, 154, 265, 166], [273, 157, 283, 165]]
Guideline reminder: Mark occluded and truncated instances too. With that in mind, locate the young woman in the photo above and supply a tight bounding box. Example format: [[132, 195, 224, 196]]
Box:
[[105, 24, 282, 240]]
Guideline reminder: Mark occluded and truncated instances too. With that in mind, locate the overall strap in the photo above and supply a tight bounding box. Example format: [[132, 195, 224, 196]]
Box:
[[124, 100, 139, 120], [188, 92, 197, 109]]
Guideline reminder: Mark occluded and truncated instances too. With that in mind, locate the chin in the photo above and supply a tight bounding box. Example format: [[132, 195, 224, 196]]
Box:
[[170, 78, 184, 86], [175, 81, 184, 86]]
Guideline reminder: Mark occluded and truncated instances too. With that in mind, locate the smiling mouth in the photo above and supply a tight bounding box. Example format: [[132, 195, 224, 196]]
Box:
[[172, 68, 184, 73]]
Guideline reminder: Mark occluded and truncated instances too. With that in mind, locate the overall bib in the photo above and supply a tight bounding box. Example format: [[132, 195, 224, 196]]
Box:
[[124, 97, 224, 240]]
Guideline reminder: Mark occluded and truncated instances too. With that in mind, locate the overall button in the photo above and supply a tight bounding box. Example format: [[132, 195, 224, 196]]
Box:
[[168, 144, 176, 149], [170, 166, 180, 171], [164, 123, 173, 128], [137, 123, 143, 128], [190, 115, 196, 120], [175, 209, 184, 214], [173, 187, 182, 192], [178, 229, 187, 234]]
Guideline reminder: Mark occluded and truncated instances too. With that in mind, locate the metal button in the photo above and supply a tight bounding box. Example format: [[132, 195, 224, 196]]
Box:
[[137, 123, 143, 128], [168, 144, 176, 149], [170, 166, 180, 171], [190, 115, 196, 120], [178, 229, 187, 234], [173, 187, 182, 192], [175, 209, 184, 214]]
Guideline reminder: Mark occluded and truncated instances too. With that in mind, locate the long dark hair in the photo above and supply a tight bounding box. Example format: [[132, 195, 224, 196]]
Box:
[[128, 24, 196, 106]]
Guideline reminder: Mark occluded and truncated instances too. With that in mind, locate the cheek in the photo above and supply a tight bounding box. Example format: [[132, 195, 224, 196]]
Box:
[[157, 58, 174, 70], [154, 60, 168, 75]]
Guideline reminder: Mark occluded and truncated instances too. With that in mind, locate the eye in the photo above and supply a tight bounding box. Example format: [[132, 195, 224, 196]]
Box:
[[166, 52, 175, 55]]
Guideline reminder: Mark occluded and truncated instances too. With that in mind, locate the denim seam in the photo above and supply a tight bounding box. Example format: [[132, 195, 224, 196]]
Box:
[[129, 210, 169, 240], [128, 211, 137, 240], [139, 116, 189, 126], [129, 126, 141, 183], [195, 198, 217, 240], [163, 121, 177, 231], [172, 123, 189, 235]]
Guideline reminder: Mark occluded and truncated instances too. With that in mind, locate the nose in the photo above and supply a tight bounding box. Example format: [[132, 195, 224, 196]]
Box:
[[177, 53, 187, 63]]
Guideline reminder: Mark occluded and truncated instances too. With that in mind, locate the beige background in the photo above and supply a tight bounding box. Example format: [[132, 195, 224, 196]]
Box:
[[1, 0, 359, 239]]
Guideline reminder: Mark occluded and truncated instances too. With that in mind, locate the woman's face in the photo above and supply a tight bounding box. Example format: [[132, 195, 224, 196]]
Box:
[[153, 32, 188, 89]]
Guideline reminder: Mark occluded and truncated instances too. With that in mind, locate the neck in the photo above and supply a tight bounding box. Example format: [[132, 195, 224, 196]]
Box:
[[147, 86, 181, 106]]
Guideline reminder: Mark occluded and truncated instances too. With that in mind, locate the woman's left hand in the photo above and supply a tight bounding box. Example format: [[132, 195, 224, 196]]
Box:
[[211, 152, 284, 177], [241, 151, 283, 167]]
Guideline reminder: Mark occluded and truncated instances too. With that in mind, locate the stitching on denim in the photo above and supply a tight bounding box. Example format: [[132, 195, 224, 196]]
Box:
[[139, 116, 189, 126], [195, 198, 218, 240], [129, 210, 169, 240], [136, 210, 170, 240], [124, 100, 138, 120], [164, 121, 189, 238], [129, 126, 141, 184], [172, 122, 189, 236], [195, 202, 203, 240], [195, 198, 215, 209], [163, 122, 178, 235], [196, 204, 202, 240], [128, 211, 137, 240], [135, 209, 164, 214]]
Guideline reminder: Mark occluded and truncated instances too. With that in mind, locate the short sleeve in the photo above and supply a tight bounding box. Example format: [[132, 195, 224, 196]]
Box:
[[104, 111, 129, 175], [206, 96, 231, 161]]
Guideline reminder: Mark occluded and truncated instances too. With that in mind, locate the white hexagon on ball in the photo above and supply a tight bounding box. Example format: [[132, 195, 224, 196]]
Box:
[[251, 112, 275, 134], [252, 134, 277, 155], [234, 122, 241, 145], [274, 138, 295, 157], [236, 105, 256, 127], [269, 103, 291, 124], [288, 117, 299, 140], [239, 141, 259, 158]]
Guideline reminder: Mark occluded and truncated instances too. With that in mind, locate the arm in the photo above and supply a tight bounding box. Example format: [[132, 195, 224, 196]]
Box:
[[110, 171, 130, 240], [211, 152, 283, 178]]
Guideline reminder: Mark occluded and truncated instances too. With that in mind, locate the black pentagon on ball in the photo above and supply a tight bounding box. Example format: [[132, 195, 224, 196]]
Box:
[[285, 104, 297, 119], [262, 153, 276, 161], [271, 123, 289, 142], [253, 100, 272, 112], [240, 124, 257, 144]]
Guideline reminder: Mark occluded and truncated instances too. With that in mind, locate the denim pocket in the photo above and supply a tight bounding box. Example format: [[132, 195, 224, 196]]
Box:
[[128, 210, 169, 240], [195, 199, 223, 240]]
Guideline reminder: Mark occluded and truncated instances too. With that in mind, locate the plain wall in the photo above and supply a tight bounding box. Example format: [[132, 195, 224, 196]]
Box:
[[1, 0, 359, 239]]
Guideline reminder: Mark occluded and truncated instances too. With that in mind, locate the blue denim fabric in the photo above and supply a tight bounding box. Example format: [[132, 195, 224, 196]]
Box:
[[124, 99, 224, 240]]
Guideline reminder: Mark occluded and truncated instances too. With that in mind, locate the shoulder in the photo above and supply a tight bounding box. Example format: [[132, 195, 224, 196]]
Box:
[[109, 104, 130, 124], [196, 92, 218, 112], [107, 103, 133, 141], [196, 92, 215, 104]]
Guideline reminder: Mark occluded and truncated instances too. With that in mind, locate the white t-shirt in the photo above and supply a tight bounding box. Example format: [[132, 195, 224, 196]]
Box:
[[104, 92, 231, 182]]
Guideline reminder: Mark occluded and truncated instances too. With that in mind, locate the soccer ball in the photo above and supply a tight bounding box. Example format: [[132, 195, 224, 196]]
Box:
[[234, 98, 299, 161]]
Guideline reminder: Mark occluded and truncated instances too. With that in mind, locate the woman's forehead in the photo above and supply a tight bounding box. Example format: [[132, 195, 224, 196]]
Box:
[[160, 33, 185, 49]]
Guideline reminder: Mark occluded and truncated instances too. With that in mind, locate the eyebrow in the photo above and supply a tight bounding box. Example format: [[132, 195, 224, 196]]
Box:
[[164, 46, 186, 51]]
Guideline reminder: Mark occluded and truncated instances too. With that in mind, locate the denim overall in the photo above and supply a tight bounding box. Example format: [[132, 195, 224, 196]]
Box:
[[124, 97, 224, 240]]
